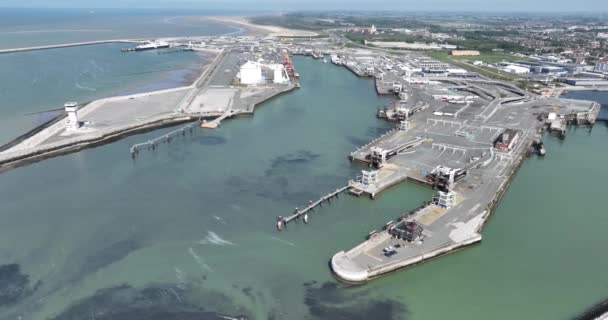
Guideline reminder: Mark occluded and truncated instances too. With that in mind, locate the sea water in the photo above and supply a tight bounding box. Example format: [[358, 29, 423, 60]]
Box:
[[0, 56, 607, 319], [0, 8, 240, 49]]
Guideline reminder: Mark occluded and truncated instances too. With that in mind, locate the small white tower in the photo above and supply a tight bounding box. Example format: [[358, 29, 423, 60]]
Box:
[[399, 120, 409, 131], [64, 102, 80, 131], [361, 170, 378, 187], [437, 191, 456, 209]]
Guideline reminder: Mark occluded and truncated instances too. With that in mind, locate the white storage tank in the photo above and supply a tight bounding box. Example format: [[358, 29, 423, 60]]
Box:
[[239, 61, 263, 85], [269, 64, 288, 84]]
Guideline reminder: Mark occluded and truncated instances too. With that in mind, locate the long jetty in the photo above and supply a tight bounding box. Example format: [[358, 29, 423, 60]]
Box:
[[129, 118, 202, 158], [0, 40, 138, 54], [276, 185, 349, 230]]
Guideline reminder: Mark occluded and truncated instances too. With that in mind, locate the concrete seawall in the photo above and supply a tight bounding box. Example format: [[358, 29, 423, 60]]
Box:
[[0, 40, 139, 54], [0, 113, 198, 171], [0, 81, 297, 172], [0, 113, 67, 153]]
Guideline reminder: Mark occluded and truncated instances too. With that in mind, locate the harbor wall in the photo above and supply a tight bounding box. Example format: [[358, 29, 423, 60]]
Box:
[[0, 113, 67, 153], [0, 40, 138, 54], [0, 114, 197, 172], [477, 150, 528, 233], [0, 82, 297, 173], [366, 234, 482, 280]]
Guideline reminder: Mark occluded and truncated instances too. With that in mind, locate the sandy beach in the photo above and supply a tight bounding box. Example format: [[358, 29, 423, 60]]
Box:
[[207, 16, 318, 37]]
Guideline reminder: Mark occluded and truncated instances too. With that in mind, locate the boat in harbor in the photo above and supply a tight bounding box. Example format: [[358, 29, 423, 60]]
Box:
[[134, 40, 170, 51], [330, 54, 342, 65]]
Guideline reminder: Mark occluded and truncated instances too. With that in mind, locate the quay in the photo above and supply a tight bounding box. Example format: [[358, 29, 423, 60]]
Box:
[[308, 47, 601, 283], [276, 186, 349, 230], [328, 74, 599, 282], [200, 110, 235, 129], [0, 40, 299, 171], [269, 44, 601, 284]]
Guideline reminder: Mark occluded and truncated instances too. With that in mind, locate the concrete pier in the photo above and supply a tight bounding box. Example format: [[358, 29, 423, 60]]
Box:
[[0, 44, 299, 171], [200, 110, 235, 129], [329, 71, 600, 282], [276, 186, 349, 230]]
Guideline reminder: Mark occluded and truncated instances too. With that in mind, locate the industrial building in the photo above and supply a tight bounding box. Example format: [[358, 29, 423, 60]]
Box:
[[500, 64, 530, 74], [562, 78, 608, 86], [594, 63, 608, 72], [268, 64, 289, 84], [238, 60, 290, 85], [494, 129, 521, 151], [389, 220, 423, 242]]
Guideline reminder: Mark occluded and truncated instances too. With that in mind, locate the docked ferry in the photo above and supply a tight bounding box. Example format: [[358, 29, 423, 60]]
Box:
[[134, 41, 170, 51]]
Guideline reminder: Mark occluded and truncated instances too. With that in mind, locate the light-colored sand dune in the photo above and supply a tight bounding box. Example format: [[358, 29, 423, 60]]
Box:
[[207, 16, 318, 37]]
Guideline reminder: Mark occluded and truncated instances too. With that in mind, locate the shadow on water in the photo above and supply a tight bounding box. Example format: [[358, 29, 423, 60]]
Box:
[[303, 281, 409, 320], [75, 239, 142, 282], [0, 264, 41, 307], [222, 150, 327, 203], [265, 150, 321, 178], [52, 284, 248, 320], [194, 135, 228, 146]]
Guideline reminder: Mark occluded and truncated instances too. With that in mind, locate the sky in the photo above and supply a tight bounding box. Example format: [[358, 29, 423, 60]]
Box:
[[1, 0, 607, 12]]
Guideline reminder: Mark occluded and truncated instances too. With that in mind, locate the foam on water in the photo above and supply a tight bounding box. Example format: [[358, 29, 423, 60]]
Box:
[[199, 231, 236, 247], [213, 215, 227, 225], [269, 236, 297, 248], [188, 247, 213, 272]]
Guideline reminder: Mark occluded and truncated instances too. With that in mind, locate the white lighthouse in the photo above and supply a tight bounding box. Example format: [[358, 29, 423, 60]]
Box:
[[64, 102, 80, 131]]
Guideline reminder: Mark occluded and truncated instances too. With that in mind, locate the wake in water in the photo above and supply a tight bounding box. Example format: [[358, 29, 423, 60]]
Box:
[[89, 59, 105, 74], [229, 204, 242, 212], [174, 266, 187, 290], [188, 247, 213, 272], [198, 231, 236, 246], [269, 236, 296, 247], [75, 81, 97, 92], [213, 215, 227, 224]]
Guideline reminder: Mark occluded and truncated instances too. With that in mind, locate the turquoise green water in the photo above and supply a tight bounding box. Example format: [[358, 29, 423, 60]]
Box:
[[0, 8, 239, 49], [0, 43, 210, 146], [0, 56, 607, 319]]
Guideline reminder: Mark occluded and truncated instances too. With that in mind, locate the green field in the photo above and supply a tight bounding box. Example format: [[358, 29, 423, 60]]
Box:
[[427, 51, 525, 81], [428, 51, 528, 64]]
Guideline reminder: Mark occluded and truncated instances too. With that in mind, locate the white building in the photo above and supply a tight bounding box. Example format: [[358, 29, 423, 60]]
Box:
[[446, 68, 468, 75], [360, 170, 378, 186], [501, 65, 530, 74], [239, 61, 263, 85], [268, 64, 289, 84], [64, 102, 80, 131], [437, 191, 456, 209]]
